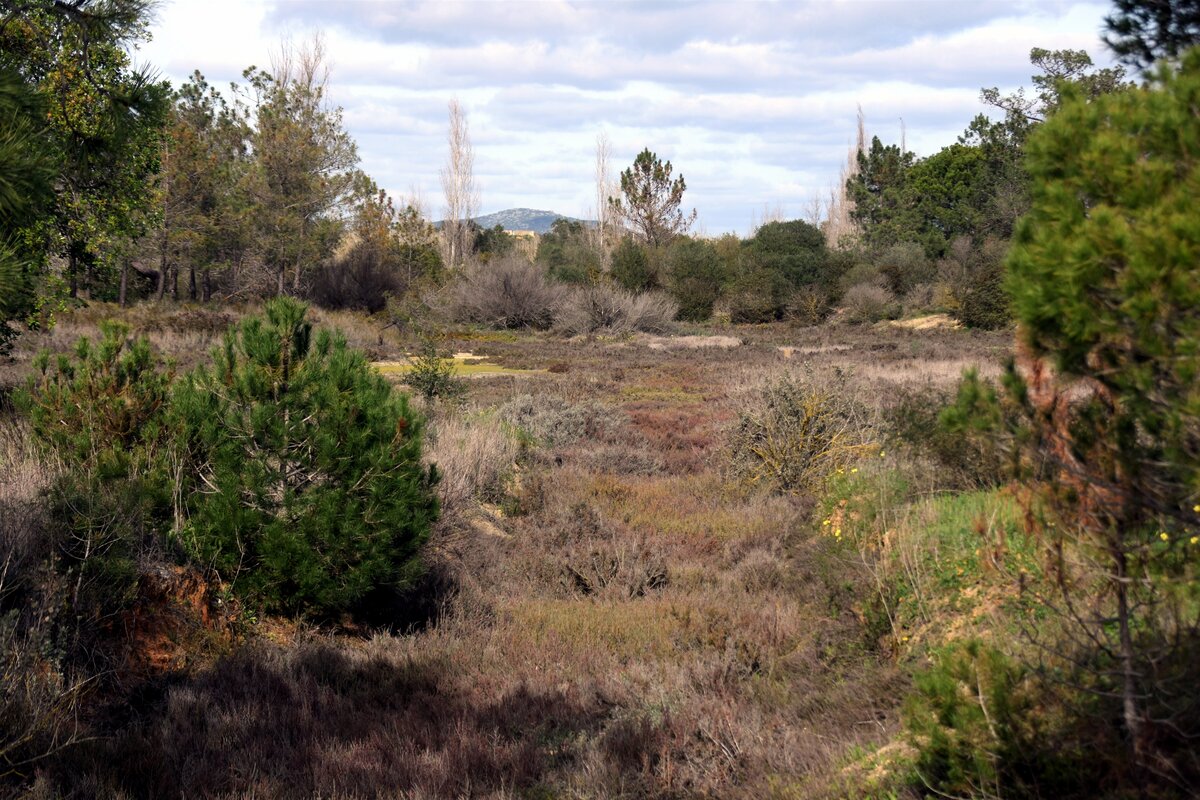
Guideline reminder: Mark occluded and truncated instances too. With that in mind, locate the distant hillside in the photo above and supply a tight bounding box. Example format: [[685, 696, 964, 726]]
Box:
[[471, 208, 591, 235]]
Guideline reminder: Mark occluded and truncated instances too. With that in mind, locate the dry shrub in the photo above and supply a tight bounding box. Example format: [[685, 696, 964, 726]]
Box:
[[425, 412, 522, 524], [785, 286, 832, 326], [727, 370, 875, 494], [498, 394, 609, 448], [554, 285, 677, 336], [842, 282, 900, 324], [444, 257, 566, 329]]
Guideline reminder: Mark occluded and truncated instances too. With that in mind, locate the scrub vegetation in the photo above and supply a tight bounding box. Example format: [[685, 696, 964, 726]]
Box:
[[1, 1, 1199, 798]]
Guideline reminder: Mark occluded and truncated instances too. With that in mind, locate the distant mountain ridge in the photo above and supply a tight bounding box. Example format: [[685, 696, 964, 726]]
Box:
[[470, 208, 591, 235]]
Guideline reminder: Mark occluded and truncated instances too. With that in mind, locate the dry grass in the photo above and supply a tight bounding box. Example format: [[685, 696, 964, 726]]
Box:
[[3, 309, 1017, 799]]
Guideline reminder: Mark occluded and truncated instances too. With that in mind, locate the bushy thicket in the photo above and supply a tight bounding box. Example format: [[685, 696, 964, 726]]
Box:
[[666, 238, 725, 322]]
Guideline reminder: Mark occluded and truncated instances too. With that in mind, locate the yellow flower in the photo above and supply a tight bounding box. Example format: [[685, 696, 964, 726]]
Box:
[[836, 467, 844, 475], [1160, 532, 1170, 542], [851, 467, 859, 474], [822, 519, 830, 526], [879, 451, 886, 458], [834, 528, 842, 537], [1194, 504, 1200, 513], [1191, 536, 1198, 545]]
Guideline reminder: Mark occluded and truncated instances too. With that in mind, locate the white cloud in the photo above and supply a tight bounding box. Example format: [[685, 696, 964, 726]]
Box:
[[139, 0, 1116, 230]]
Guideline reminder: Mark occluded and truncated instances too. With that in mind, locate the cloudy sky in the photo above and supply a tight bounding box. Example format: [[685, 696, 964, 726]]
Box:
[[136, 0, 1117, 234]]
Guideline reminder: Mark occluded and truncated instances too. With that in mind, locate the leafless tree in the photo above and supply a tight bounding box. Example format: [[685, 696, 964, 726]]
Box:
[[592, 131, 616, 254], [440, 99, 478, 269], [824, 106, 865, 248]]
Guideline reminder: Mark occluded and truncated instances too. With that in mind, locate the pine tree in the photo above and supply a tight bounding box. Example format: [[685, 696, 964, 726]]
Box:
[[997, 48, 1200, 784], [175, 298, 438, 617]]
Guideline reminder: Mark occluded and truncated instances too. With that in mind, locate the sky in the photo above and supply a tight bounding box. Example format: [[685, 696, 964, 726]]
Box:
[[135, 0, 1118, 234]]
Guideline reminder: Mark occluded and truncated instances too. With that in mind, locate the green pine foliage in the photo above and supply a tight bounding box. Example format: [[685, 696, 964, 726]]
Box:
[[938, 49, 1200, 791], [20, 322, 176, 661], [174, 298, 439, 617]]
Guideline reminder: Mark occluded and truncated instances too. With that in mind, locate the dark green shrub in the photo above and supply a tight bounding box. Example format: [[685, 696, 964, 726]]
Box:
[[610, 237, 656, 292], [666, 238, 724, 322], [174, 298, 439, 617], [744, 219, 830, 289], [537, 218, 601, 284], [725, 267, 788, 323], [939, 237, 1010, 329]]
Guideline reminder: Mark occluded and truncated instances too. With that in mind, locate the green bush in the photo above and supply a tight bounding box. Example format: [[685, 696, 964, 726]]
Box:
[[174, 298, 439, 617], [743, 219, 831, 289], [402, 340, 466, 403], [876, 242, 936, 297], [724, 267, 788, 323], [938, 237, 1010, 329], [20, 322, 175, 663], [537, 218, 601, 284], [666, 238, 725, 322], [905, 641, 1088, 798], [610, 237, 656, 292]]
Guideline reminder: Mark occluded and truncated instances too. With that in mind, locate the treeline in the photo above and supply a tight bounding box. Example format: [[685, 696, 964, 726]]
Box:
[[0, 0, 1139, 350], [0, 3, 442, 341]]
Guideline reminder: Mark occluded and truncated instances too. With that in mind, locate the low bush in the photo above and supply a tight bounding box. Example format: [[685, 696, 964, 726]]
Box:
[[444, 257, 565, 329], [885, 387, 1008, 490], [553, 285, 677, 336], [842, 282, 900, 324], [498, 394, 610, 448], [784, 286, 832, 326], [727, 370, 874, 494], [402, 341, 467, 403]]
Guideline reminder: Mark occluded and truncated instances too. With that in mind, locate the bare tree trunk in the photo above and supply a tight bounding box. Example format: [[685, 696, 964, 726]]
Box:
[[825, 106, 866, 249], [119, 260, 129, 307], [440, 99, 477, 269], [594, 131, 612, 255], [68, 249, 78, 299], [188, 263, 196, 302]]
